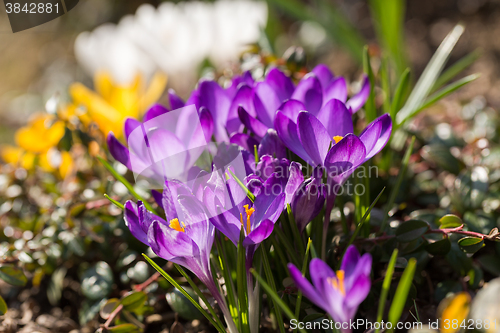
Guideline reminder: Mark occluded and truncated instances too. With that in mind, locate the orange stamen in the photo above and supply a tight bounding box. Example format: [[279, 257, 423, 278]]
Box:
[[327, 270, 346, 295], [333, 136, 344, 144], [169, 218, 186, 232], [239, 204, 255, 235]]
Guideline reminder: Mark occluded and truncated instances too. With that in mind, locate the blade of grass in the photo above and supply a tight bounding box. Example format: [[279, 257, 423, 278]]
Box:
[[237, 230, 250, 333], [347, 187, 386, 247], [396, 24, 465, 127], [97, 156, 157, 214], [431, 50, 480, 92], [215, 237, 239, 324], [388, 258, 417, 332], [380, 55, 392, 115], [380, 136, 415, 233], [286, 204, 305, 258], [273, 226, 301, 267], [174, 264, 226, 331], [249, 268, 307, 333], [363, 45, 377, 123], [411, 74, 480, 116], [294, 239, 312, 323], [142, 254, 226, 333], [390, 68, 411, 120], [260, 245, 286, 333], [228, 169, 255, 202], [375, 249, 399, 333], [104, 194, 124, 210]]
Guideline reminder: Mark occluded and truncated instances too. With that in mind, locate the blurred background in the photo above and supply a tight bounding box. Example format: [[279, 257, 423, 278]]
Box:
[[1, 0, 498, 144]]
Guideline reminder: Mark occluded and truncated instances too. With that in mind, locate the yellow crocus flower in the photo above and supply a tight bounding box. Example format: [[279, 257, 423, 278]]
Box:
[[1, 113, 72, 178], [69, 71, 167, 138]]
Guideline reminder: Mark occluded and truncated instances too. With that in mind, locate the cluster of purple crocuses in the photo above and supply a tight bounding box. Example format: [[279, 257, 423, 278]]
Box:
[[108, 64, 390, 332]]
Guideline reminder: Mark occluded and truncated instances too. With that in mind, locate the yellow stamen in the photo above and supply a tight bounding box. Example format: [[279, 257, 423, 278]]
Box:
[[327, 270, 346, 295], [239, 204, 255, 234], [333, 136, 344, 144], [169, 218, 186, 232]]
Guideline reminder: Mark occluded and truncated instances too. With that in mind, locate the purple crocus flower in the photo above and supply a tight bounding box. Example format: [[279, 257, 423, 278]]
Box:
[[123, 179, 238, 333], [203, 169, 285, 263], [107, 103, 214, 186], [288, 245, 372, 333], [238, 65, 370, 139], [275, 100, 392, 168]]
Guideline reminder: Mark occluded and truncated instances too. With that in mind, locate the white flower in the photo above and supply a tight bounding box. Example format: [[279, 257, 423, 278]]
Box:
[[74, 1, 268, 85]]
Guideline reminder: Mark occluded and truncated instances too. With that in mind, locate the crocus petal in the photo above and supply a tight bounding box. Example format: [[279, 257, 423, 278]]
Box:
[[278, 99, 305, 122], [324, 77, 348, 104], [198, 80, 231, 142], [199, 107, 214, 143], [360, 114, 392, 161], [288, 263, 329, 311], [148, 220, 199, 261], [227, 84, 255, 134], [124, 118, 142, 141], [253, 82, 280, 128], [346, 75, 370, 114], [344, 253, 372, 292], [238, 106, 269, 139], [344, 274, 371, 310], [274, 111, 311, 163], [143, 103, 169, 123], [169, 89, 185, 110], [309, 258, 336, 291], [107, 132, 131, 169], [243, 219, 274, 246], [291, 74, 323, 115], [324, 134, 367, 186], [265, 67, 295, 101], [148, 129, 189, 178], [285, 162, 304, 206], [230, 133, 260, 152], [312, 64, 334, 90], [316, 99, 353, 138], [340, 245, 360, 276], [297, 111, 331, 167], [258, 129, 286, 159], [124, 201, 148, 245]]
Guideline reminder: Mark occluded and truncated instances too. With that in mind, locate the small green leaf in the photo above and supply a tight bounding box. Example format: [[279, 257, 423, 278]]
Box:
[[477, 255, 500, 276], [166, 288, 204, 321], [0, 265, 27, 287], [0, 295, 7, 315], [108, 323, 140, 333], [121, 291, 147, 312], [81, 262, 114, 301], [426, 238, 452, 256], [390, 68, 411, 119], [395, 220, 430, 243], [100, 298, 120, 320], [439, 214, 463, 229], [388, 258, 417, 331], [458, 237, 485, 254], [375, 249, 399, 333]]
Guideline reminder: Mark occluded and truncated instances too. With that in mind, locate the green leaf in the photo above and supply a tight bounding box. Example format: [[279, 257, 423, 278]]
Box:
[[142, 254, 226, 333], [375, 249, 399, 333], [121, 291, 147, 312], [477, 255, 500, 276], [250, 268, 307, 333], [0, 295, 7, 315], [0, 265, 27, 287], [396, 24, 464, 127], [104, 194, 124, 210], [108, 323, 140, 333], [363, 45, 377, 123], [388, 258, 417, 331], [458, 237, 485, 254], [236, 229, 250, 333], [81, 262, 114, 301], [294, 238, 312, 322], [47, 267, 67, 305], [261, 245, 286, 333], [432, 50, 481, 92], [426, 238, 452, 256], [412, 74, 480, 118], [390, 68, 411, 119], [381, 136, 415, 232], [100, 298, 120, 320], [228, 169, 255, 203], [439, 214, 463, 229], [395, 220, 430, 243]]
